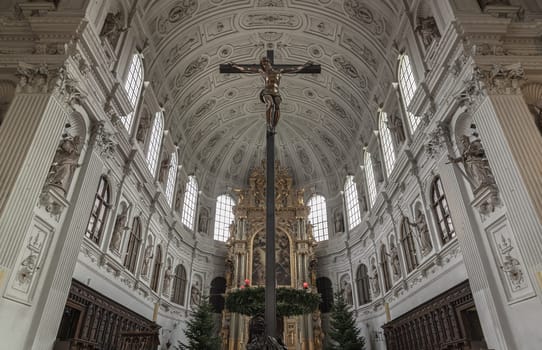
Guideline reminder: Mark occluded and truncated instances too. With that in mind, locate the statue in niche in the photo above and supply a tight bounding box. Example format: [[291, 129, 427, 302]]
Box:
[[370, 263, 380, 295], [99, 12, 126, 48], [449, 135, 496, 192], [174, 185, 184, 211], [296, 188, 305, 205], [275, 176, 289, 208], [334, 210, 345, 233], [415, 16, 441, 48], [386, 113, 406, 145], [276, 232, 291, 285], [225, 257, 234, 287], [197, 208, 209, 234], [254, 173, 265, 207], [109, 205, 128, 252], [141, 245, 154, 276], [190, 283, 201, 306], [252, 234, 266, 285], [158, 156, 171, 183], [163, 265, 172, 294], [408, 209, 432, 255], [308, 257, 317, 287], [136, 113, 151, 143], [389, 245, 401, 278], [312, 311, 323, 350], [46, 134, 81, 194], [342, 279, 353, 305], [306, 223, 314, 240], [228, 221, 236, 239]]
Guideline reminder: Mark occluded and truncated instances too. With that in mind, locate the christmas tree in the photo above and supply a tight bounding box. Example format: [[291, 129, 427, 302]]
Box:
[[178, 297, 221, 350], [326, 291, 366, 350]]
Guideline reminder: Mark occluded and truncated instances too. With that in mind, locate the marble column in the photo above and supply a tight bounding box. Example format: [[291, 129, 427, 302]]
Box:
[[473, 88, 542, 292], [0, 91, 69, 276], [30, 143, 105, 349], [437, 155, 514, 350]]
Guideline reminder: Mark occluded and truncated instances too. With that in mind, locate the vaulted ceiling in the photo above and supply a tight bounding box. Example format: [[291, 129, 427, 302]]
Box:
[[142, 0, 400, 196]]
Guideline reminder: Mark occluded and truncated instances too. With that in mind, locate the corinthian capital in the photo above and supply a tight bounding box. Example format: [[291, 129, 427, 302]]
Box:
[[477, 63, 525, 95]]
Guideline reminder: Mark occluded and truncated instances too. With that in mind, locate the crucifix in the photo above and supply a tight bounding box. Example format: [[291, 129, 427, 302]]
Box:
[[220, 50, 321, 340]]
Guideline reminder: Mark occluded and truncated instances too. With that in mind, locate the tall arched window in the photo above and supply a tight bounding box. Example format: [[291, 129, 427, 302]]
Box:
[[146, 112, 163, 176], [165, 151, 178, 206], [307, 195, 329, 241], [213, 195, 235, 242], [182, 176, 198, 230], [122, 54, 144, 131], [380, 245, 392, 292], [431, 176, 455, 244], [398, 54, 421, 132], [364, 152, 377, 208], [150, 245, 162, 292], [124, 217, 142, 273], [344, 176, 361, 230], [209, 277, 227, 313], [401, 218, 418, 273], [356, 264, 371, 305], [85, 176, 111, 244], [172, 265, 187, 305], [379, 111, 396, 177], [316, 277, 333, 313]]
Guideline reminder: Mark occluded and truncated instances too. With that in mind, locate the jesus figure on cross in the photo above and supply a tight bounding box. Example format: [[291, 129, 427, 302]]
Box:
[[227, 57, 313, 130]]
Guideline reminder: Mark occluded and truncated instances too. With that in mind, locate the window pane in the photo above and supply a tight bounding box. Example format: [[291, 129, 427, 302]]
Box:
[[307, 195, 329, 241], [364, 152, 377, 208], [182, 176, 198, 229], [146, 112, 163, 176], [398, 55, 421, 132], [213, 195, 236, 242], [379, 112, 396, 177], [121, 55, 144, 131], [165, 152, 178, 206], [344, 176, 361, 230]]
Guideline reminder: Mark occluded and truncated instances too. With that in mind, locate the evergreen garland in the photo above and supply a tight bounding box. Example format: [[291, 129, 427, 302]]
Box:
[[225, 287, 321, 317], [326, 291, 366, 350], [178, 297, 221, 350]]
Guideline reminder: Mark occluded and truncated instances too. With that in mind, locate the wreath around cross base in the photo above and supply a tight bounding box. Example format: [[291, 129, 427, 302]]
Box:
[[225, 287, 321, 317]]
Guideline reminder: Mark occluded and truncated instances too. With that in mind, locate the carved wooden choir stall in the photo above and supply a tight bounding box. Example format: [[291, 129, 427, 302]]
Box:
[[221, 162, 323, 350]]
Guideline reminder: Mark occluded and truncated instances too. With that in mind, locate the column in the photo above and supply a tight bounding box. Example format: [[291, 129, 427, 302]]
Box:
[[471, 70, 542, 292], [437, 154, 514, 350], [0, 71, 69, 274], [30, 144, 105, 349]]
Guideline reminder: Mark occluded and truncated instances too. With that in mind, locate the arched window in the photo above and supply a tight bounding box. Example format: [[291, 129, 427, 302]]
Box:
[[398, 54, 421, 132], [316, 277, 333, 313], [344, 176, 361, 230], [172, 265, 187, 305], [307, 195, 329, 241], [356, 264, 371, 305], [85, 176, 111, 244], [209, 277, 227, 313], [150, 245, 162, 292], [213, 195, 235, 242], [379, 111, 396, 177], [380, 245, 392, 292], [431, 176, 455, 244], [364, 152, 377, 208], [165, 151, 178, 206], [146, 112, 163, 176], [124, 217, 142, 273], [401, 218, 418, 273], [122, 54, 144, 131], [182, 176, 198, 230]]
